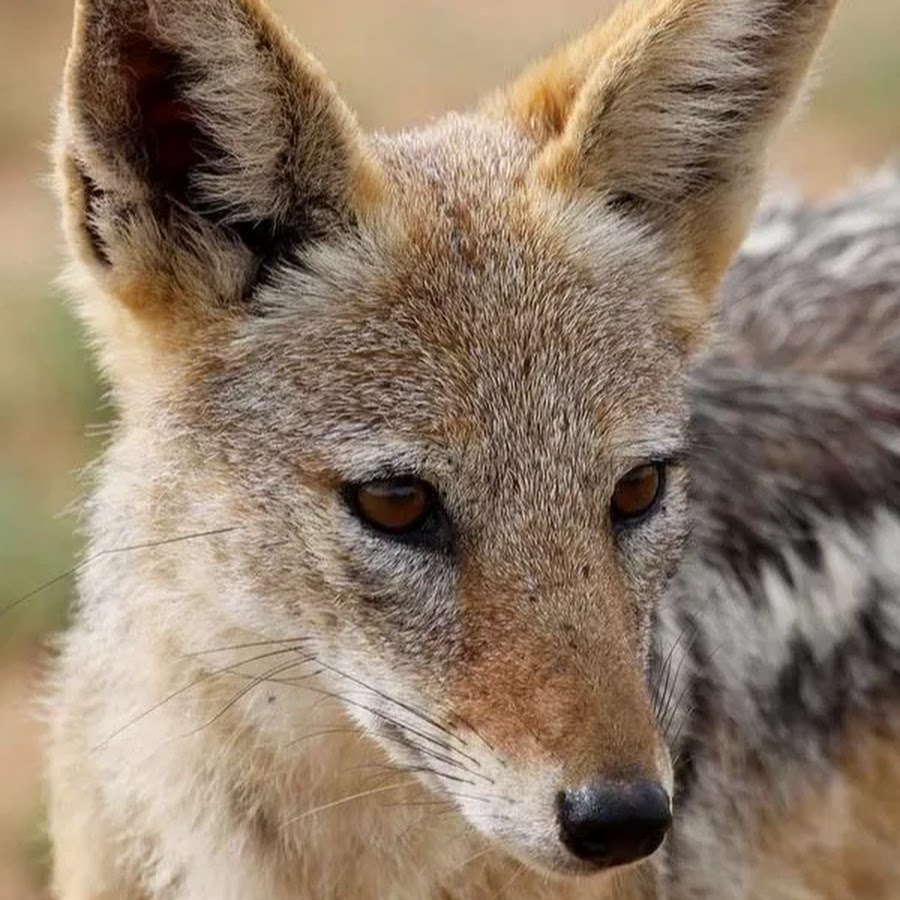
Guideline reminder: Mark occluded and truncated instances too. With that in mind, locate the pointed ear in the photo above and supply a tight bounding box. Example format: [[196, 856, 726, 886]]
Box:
[[58, 0, 382, 343], [489, 0, 838, 338]]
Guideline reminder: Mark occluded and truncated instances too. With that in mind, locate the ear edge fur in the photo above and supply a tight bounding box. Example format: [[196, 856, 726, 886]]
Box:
[[499, 0, 838, 329], [59, 0, 385, 318]]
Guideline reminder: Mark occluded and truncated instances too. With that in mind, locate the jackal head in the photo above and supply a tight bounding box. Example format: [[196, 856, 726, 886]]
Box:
[[59, 0, 836, 878]]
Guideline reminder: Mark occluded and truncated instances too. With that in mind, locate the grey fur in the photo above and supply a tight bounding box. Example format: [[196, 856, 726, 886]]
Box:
[[660, 171, 900, 895], [49, 0, 899, 895]]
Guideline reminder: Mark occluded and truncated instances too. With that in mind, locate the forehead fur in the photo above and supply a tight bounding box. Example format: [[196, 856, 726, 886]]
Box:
[[207, 114, 689, 467]]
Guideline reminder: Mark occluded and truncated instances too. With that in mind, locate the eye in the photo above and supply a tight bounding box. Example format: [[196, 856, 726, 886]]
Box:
[[610, 463, 665, 524], [345, 477, 437, 536]]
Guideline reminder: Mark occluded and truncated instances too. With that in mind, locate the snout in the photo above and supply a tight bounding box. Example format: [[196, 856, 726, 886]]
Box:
[[556, 779, 671, 869], [445, 606, 674, 877]]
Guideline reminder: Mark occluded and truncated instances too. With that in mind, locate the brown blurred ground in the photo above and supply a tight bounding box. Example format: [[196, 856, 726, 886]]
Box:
[[0, 1, 898, 896]]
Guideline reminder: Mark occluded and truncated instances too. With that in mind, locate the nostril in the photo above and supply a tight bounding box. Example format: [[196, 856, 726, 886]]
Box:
[[556, 779, 671, 869]]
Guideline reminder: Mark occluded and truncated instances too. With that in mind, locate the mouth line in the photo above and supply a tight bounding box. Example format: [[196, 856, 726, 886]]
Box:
[[517, 842, 666, 882], [370, 717, 670, 881], [479, 819, 667, 884], [499, 846, 645, 883]]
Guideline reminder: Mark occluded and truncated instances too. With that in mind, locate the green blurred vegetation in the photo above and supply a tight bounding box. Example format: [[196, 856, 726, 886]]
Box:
[[0, 285, 104, 649], [0, 0, 897, 896]]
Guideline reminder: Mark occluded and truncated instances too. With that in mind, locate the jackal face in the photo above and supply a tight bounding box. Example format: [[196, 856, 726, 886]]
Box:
[[59, 0, 836, 878]]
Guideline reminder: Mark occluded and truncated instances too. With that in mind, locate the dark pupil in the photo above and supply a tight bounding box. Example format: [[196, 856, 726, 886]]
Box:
[[357, 481, 428, 531]]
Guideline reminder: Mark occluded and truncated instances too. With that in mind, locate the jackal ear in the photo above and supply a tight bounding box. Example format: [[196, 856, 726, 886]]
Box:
[[59, 0, 381, 330], [490, 0, 837, 339]]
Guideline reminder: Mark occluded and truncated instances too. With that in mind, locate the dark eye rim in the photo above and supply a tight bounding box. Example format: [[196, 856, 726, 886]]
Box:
[[610, 461, 668, 526], [342, 476, 447, 545]]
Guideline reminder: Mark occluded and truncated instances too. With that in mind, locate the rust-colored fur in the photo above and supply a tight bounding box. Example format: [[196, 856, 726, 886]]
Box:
[[48, 1, 887, 898]]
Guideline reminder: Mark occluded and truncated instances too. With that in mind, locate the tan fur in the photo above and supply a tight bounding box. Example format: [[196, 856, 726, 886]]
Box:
[[496, 0, 839, 336], [669, 716, 900, 900], [745, 723, 900, 900], [48, 0, 844, 897], [59, 0, 385, 398]]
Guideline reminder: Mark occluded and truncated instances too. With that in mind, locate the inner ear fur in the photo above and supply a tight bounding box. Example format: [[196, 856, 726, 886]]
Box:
[[488, 0, 839, 340], [59, 0, 382, 321]]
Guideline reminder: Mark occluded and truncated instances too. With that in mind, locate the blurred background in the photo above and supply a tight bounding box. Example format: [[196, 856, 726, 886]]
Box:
[[0, 0, 897, 895]]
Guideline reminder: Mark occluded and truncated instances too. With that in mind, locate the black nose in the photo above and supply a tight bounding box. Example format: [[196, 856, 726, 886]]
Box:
[[557, 779, 671, 868]]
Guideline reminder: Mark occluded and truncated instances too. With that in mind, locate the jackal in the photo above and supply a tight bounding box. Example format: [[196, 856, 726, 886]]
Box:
[[48, 0, 900, 897]]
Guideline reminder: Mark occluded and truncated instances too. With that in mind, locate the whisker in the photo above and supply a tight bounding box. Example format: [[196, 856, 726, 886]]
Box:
[[381, 798, 456, 809], [90, 644, 310, 752], [186, 636, 313, 656], [653, 620, 695, 723], [346, 762, 477, 789], [662, 672, 694, 744], [652, 629, 683, 719], [177, 658, 321, 741], [670, 703, 695, 751], [417, 768, 479, 788], [349, 730, 485, 786], [388, 734, 491, 784], [490, 863, 526, 899], [451, 711, 501, 760], [257, 673, 496, 785], [212, 667, 489, 785], [310, 659, 478, 760], [280, 780, 420, 829], [656, 623, 700, 740], [193, 638, 507, 785], [282, 726, 361, 749], [382, 788, 502, 808], [396, 807, 511, 847], [396, 738, 488, 782], [447, 845, 496, 875], [2, 526, 240, 619]]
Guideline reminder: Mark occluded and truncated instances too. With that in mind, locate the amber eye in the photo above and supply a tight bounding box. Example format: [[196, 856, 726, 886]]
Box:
[[611, 463, 665, 523], [346, 478, 436, 535]]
